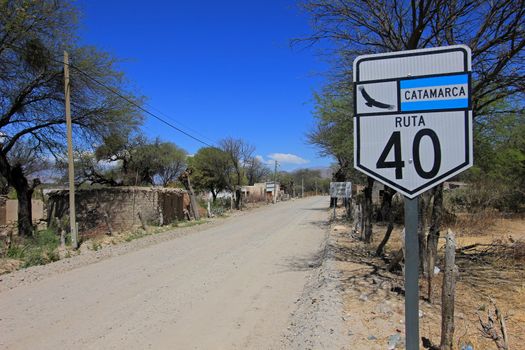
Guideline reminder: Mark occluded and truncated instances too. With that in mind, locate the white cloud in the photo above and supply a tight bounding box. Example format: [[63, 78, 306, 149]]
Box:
[[267, 153, 309, 165]]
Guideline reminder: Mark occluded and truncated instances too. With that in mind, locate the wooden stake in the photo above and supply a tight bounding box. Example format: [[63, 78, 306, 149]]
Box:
[[441, 229, 456, 350]]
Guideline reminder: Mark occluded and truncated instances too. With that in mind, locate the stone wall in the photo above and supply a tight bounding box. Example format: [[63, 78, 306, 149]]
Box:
[[47, 187, 189, 236]]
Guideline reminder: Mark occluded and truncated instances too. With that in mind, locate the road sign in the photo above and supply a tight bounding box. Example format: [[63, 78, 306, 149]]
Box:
[[266, 182, 276, 191], [330, 182, 352, 198], [353, 45, 472, 198]]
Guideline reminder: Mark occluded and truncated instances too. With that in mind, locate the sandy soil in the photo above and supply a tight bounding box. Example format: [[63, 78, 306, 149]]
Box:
[[0, 197, 346, 350], [330, 207, 525, 350], [4, 196, 519, 349]]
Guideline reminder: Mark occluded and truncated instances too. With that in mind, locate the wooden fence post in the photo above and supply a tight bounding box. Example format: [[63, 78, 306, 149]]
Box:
[[441, 229, 456, 350]]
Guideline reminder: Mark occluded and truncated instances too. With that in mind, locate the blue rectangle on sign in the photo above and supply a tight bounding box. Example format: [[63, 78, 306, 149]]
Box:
[[401, 98, 469, 111], [400, 73, 469, 112], [400, 74, 468, 89]]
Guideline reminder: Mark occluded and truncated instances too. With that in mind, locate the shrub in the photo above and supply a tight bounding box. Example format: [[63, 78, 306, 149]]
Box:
[[6, 229, 61, 268]]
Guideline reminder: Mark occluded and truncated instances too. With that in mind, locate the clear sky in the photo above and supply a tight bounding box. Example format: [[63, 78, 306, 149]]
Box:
[[77, 0, 333, 171]]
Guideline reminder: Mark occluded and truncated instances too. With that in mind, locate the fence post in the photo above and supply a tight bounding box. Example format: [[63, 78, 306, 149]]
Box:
[[441, 229, 456, 350]]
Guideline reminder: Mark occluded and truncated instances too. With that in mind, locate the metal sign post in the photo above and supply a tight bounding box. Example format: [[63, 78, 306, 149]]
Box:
[[330, 182, 352, 220], [352, 45, 473, 350], [404, 196, 419, 349]]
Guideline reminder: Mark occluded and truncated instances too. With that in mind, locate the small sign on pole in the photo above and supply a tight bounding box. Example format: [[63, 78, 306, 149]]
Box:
[[353, 45, 472, 350], [330, 182, 352, 219], [330, 182, 352, 198]]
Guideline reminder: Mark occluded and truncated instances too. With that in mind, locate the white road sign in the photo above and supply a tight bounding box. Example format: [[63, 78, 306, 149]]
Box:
[[353, 45, 473, 198], [330, 182, 351, 198]]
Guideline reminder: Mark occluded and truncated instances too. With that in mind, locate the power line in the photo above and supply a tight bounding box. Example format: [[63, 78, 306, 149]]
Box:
[[5, 43, 216, 148], [142, 102, 218, 145], [68, 63, 215, 147]]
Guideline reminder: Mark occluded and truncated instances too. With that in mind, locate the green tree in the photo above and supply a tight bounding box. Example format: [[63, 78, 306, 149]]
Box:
[[153, 141, 187, 187], [291, 168, 327, 194], [465, 108, 525, 211], [90, 133, 146, 185], [0, 0, 143, 236], [299, 0, 525, 267], [128, 139, 187, 186], [307, 87, 365, 184], [277, 171, 294, 195], [190, 147, 232, 202], [69, 135, 187, 187]]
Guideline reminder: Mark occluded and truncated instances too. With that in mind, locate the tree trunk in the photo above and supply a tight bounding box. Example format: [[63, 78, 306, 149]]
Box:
[[15, 184, 34, 236], [376, 222, 394, 257], [363, 176, 374, 243], [179, 169, 200, 220], [376, 186, 396, 256], [359, 201, 365, 240], [346, 197, 353, 220], [235, 188, 241, 210], [427, 184, 443, 302], [11, 164, 35, 237], [187, 176, 200, 220]]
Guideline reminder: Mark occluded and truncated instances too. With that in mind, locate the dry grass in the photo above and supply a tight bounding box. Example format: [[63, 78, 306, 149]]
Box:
[[334, 208, 525, 349]]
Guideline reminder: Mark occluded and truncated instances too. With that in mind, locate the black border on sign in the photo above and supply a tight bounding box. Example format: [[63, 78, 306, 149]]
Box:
[[354, 47, 471, 197], [354, 71, 472, 117], [355, 47, 469, 81]]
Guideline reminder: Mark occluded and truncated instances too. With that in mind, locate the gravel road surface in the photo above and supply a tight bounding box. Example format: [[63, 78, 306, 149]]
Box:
[[0, 196, 342, 349]]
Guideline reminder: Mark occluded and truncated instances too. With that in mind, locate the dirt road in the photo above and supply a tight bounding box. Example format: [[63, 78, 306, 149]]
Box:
[[0, 197, 337, 349]]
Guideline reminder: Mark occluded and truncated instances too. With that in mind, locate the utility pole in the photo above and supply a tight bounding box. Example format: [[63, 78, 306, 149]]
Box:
[[301, 177, 304, 198], [64, 51, 78, 249], [273, 160, 278, 204]]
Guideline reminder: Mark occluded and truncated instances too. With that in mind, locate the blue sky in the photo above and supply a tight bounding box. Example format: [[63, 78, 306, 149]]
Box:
[[77, 0, 332, 171]]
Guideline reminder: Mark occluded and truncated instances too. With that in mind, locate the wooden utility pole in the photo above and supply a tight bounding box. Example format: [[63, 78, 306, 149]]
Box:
[[64, 51, 78, 249], [273, 160, 278, 203]]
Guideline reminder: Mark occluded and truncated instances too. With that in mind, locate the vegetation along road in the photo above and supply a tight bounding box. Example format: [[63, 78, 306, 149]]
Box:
[[0, 197, 334, 349]]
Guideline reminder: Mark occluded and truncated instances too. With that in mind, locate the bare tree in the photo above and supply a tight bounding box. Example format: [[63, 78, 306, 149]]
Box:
[[0, 1, 142, 235], [298, 0, 525, 258], [219, 138, 255, 209], [245, 157, 271, 185]]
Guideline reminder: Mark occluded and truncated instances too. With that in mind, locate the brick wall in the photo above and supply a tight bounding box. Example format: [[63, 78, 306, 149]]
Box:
[[47, 187, 189, 236]]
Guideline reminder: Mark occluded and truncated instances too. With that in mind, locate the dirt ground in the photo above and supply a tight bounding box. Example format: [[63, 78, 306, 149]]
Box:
[[0, 197, 337, 349], [1, 198, 523, 349], [331, 208, 525, 349]]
